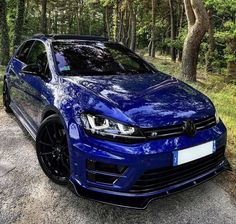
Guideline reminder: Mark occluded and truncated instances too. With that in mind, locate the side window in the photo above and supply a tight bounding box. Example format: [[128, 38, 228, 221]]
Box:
[[27, 41, 50, 79], [27, 41, 46, 65], [16, 40, 35, 63]]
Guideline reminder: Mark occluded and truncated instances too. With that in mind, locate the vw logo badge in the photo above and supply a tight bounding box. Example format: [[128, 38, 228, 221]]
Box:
[[183, 120, 196, 137]]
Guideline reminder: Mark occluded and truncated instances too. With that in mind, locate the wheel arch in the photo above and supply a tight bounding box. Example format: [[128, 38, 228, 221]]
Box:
[[41, 105, 62, 122], [40, 105, 72, 147]]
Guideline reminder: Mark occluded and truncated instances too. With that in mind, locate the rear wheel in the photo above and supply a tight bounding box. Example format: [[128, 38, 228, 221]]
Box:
[[36, 115, 70, 185], [3, 79, 12, 113]]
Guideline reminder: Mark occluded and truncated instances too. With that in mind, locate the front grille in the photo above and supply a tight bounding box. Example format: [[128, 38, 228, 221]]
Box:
[[141, 116, 216, 140], [86, 160, 127, 184], [130, 146, 225, 193]]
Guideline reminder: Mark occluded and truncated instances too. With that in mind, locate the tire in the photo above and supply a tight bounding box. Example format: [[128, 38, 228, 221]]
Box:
[[3, 79, 13, 113], [36, 114, 70, 185]]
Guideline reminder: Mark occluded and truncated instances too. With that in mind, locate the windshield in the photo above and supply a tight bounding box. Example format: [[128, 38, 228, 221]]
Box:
[[52, 41, 155, 76]]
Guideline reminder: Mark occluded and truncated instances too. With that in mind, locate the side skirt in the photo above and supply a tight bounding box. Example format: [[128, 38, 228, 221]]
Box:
[[10, 102, 37, 140]]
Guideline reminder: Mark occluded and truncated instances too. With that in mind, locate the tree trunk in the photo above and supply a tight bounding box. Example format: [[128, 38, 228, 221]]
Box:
[[61, 12, 65, 34], [182, 0, 209, 82], [105, 5, 110, 39], [177, 3, 184, 62], [130, 4, 136, 51], [13, 0, 25, 51], [148, 40, 152, 56], [40, 0, 47, 34], [0, 0, 10, 65], [68, 13, 73, 34], [151, 0, 157, 58], [120, 12, 125, 44], [47, 8, 52, 34], [169, 0, 176, 61], [205, 9, 215, 72], [117, 11, 123, 42], [113, 0, 119, 41], [125, 10, 131, 47], [77, 1, 84, 35], [227, 39, 236, 78], [54, 10, 58, 34]]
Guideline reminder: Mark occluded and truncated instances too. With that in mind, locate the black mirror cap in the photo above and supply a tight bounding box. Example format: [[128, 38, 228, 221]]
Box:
[[21, 64, 42, 76]]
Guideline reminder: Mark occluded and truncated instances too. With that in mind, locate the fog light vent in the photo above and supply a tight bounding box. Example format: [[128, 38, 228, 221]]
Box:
[[86, 160, 127, 184], [86, 160, 126, 174], [87, 172, 117, 184]]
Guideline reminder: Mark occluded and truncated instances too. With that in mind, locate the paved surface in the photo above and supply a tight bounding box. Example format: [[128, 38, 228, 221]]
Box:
[[0, 110, 236, 224]]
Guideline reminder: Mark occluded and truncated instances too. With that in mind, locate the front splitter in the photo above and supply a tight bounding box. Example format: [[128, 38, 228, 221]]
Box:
[[68, 159, 231, 209]]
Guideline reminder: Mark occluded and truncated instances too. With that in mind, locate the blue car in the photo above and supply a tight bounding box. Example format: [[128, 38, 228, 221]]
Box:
[[3, 35, 230, 208]]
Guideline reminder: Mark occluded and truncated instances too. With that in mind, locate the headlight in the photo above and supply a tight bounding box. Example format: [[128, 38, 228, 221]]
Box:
[[215, 110, 220, 123], [80, 113, 145, 142]]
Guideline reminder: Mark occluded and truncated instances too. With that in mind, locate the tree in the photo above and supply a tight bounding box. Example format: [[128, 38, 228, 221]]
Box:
[[40, 0, 47, 34], [168, 0, 177, 61], [76, 0, 84, 35], [182, 0, 209, 81], [13, 0, 25, 51], [205, 9, 215, 72], [104, 5, 111, 39], [129, 1, 137, 51], [205, 0, 236, 77], [177, 2, 185, 62], [0, 0, 10, 65], [150, 0, 157, 58]]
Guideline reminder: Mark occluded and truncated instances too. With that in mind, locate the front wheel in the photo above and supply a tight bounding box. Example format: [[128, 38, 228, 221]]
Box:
[[3, 79, 12, 113], [36, 115, 70, 185]]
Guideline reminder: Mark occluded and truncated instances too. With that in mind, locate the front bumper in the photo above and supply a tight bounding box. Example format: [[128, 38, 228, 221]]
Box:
[[69, 158, 230, 209], [68, 120, 229, 208]]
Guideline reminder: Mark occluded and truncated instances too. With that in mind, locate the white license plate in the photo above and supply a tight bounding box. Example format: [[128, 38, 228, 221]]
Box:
[[173, 141, 216, 166]]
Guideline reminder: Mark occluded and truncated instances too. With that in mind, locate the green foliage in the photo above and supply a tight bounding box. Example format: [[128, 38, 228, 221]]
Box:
[[0, 0, 235, 72], [204, 0, 236, 68], [205, 0, 236, 15]]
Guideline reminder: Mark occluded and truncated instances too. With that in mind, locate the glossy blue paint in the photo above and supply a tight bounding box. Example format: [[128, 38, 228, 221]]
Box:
[[5, 35, 228, 208]]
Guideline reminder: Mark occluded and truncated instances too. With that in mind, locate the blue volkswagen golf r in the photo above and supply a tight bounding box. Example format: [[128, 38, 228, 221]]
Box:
[[3, 35, 230, 208]]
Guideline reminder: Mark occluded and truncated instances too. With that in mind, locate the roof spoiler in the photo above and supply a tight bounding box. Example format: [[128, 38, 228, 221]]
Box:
[[32, 34, 109, 41]]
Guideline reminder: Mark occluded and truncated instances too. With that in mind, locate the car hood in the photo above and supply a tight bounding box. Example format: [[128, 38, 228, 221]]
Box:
[[63, 72, 215, 128]]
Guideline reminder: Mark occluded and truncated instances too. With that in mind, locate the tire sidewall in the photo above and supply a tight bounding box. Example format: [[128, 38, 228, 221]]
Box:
[[36, 114, 70, 185]]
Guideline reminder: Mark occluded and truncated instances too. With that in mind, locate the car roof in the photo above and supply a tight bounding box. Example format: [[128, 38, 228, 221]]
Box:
[[32, 34, 109, 42]]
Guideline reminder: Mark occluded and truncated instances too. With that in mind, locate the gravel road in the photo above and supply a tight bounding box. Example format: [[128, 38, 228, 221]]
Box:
[[0, 110, 236, 224]]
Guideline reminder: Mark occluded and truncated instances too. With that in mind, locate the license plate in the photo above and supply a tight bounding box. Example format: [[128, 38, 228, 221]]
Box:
[[173, 141, 216, 166]]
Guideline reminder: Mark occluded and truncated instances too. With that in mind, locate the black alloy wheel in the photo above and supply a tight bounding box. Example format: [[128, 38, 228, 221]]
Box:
[[36, 115, 70, 185], [3, 79, 12, 113]]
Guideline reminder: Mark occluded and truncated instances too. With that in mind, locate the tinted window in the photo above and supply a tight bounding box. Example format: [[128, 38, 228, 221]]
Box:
[[52, 41, 154, 76], [27, 41, 47, 65], [16, 40, 34, 63], [27, 41, 50, 79]]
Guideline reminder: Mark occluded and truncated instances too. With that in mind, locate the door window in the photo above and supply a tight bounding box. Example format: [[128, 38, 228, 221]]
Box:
[[16, 40, 35, 63], [26, 41, 50, 79]]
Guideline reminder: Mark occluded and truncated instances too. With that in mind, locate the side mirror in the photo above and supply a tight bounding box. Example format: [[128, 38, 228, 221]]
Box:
[[21, 64, 42, 76]]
